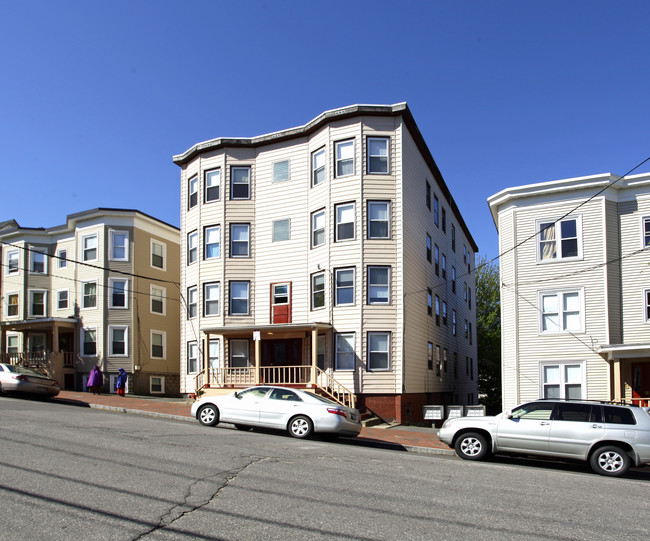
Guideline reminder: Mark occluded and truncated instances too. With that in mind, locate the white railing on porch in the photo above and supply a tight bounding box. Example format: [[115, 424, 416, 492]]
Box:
[[194, 365, 356, 409]]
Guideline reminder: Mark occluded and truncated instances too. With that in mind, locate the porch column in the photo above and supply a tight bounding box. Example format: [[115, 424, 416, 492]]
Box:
[[311, 328, 317, 385], [52, 324, 60, 353], [254, 335, 261, 385], [0, 326, 6, 357], [204, 332, 210, 387], [612, 358, 622, 402]]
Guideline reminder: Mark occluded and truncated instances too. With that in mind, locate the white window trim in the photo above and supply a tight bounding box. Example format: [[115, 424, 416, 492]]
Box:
[[7, 250, 19, 275], [311, 209, 326, 248], [29, 249, 48, 274], [229, 281, 250, 316], [204, 225, 221, 259], [56, 289, 69, 311], [538, 288, 585, 334], [539, 360, 586, 400], [6, 333, 20, 354], [230, 165, 251, 200], [367, 331, 390, 371], [187, 231, 198, 265], [335, 202, 356, 242], [272, 219, 291, 242], [57, 249, 67, 269], [187, 286, 198, 319], [6, 291, 20, 318], [150, 239, 167, 271], [229, 339, 250, 368], [81, 327, 98, 357], [312, 148, 326, 187], [29, 289, 47, 317], [229, 224, 250, 258], [272, 159, 290, 183], [536, 216, 583, 263], [204, 168, 221, 203], [367, 265, 390, 305], [109, 230, 129, 262], [108, 278, 129, 309], [188, 175, 199, 209], [108, 325, 129, 357], [187, 341, 199, 374], [150, 376, 165, 394], [367, 200, 390, 240], [82, 233, 99, 263], [150, 330, 166, 360], [150, 284, 167, 316], [644, 288, 650, 323], [335, 268, 355, 307], [208, 338, 221, 370], [81, 280, 98, 310], [335, 332, 355, 371], [335, 139, 355, 178], [311, 271, 326, 311], [366, 136, 390, 175], [204, 282, 220, 317], [642, 216, 650, 249]]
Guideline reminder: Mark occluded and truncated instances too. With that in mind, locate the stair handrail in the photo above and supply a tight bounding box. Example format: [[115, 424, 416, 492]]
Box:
[[315, 367, 356, 409]]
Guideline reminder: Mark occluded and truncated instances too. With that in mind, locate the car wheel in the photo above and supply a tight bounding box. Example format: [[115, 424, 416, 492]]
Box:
[[288, 415, 313, 439], [454, 432, 490, 461], [590, 445, 631, 477], [197, 404, 219, 427], [234, 424, 252, 431]]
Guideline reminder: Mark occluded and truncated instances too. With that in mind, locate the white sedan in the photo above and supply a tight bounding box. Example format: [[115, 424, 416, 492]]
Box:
[[190, 386, 362, 439], [0, 363, 60, 398]]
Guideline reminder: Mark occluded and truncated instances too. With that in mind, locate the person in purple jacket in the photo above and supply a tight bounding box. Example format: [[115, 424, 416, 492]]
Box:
[[87, 366, 103, 395], [116, 368, 128, 396]]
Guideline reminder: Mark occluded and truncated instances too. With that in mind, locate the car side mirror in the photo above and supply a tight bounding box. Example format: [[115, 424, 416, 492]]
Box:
[[505, 409, 513, 419], [233, 391, 240, 399]]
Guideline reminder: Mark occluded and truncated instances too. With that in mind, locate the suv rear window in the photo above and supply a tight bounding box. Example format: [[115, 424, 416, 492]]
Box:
[[602, 406, 636, 425], [554, 403, 602, 423]]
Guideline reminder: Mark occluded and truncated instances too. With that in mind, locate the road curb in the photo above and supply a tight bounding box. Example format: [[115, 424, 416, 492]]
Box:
[[87, 402, 456, 455]]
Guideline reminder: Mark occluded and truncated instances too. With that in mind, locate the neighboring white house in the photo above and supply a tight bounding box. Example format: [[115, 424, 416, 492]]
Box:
[[173, 103, 478, 423], [488, 172, 650, 410]]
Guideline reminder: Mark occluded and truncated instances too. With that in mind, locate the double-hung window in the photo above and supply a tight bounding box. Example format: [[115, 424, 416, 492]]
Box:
[[82, 328, 97, 356], [187, 286, 198, 319], [427, 343, 433, 370], [427, 289, 432, 316], [451, 225, 456, 252], [109, 326, 128, 357], [272, 219, 290, 242], [433, 195, 439, 227], [7, 251, 19, 274], [426, 234, 432, 262], [83, 234, 98, 261], [151, 285, 165, 315], [29, 290, 46, 317], [188, 176, 198, 209], [452, 310, 457, 335], [187, 341, 198, 373], [151, 240, 166, 270], [335, 333, 355, 371], [57, 249, 67, 268], [452, 267, 456, 293], [230, 166, 251, 199], [645, 289, 650, 322], [273, 160, 290, 183], [230, 339, 249, 368], [442, 254, 447, 279], [229, 281, 250, 315], [540, 289, 583, 333], [335, 140, 354, 177], [312, 148, 326, 186], [442, 207, 446, 233], [311, 209, 325, 247], [204, 226, 220, 259], [442, 301, 447, 325], [434, 245, 439, 275], [538, 218, 580, 260], [367, 201, 389, 239], [187, 231, 198, 264], [426, 181, 431, 210], [110, 231, 129, 261], [367, 332, 390, 371], [205, 169, 220, 202], [204, 282, 220, 316], [335, 268, 355, 306], [109, 278, 128, 309], [335, 203, 355, 241], [311, 272, 325, 310], [643, 217, 650, 247], [435, 295, 440, 326], [209, 338, 220, 370], [82, 282, 97, 309], [7, 293, 19, 317], [230, 224, 250, 257], [541, 362, 584, 399], [368, 266, 390, 305], [367, 137, 389, 174], [151, 330, 167, 359], [30, 249, 47, 274]]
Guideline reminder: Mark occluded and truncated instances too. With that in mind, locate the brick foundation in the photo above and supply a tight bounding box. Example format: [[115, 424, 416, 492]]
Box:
[[359, 392, 454, 424]]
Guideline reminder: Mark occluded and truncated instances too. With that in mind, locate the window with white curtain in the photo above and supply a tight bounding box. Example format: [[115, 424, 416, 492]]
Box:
[[335, 140, 354, 177], [538, 218, 581, 261]]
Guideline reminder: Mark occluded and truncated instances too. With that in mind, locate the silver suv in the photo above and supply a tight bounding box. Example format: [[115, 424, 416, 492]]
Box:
[[438, 400, 650, 477]]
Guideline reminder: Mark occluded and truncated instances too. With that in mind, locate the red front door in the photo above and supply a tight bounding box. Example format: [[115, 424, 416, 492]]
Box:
[[631, 363, 650, 406], [271, 283, 291, 324]]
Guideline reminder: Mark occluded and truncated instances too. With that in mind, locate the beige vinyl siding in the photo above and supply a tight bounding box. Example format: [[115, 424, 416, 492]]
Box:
[[604, 198, 622, 344]]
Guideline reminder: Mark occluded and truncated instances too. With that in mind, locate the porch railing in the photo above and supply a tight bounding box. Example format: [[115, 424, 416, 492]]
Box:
[[194, 365, 356, 409], [1, 352, 49, 369]]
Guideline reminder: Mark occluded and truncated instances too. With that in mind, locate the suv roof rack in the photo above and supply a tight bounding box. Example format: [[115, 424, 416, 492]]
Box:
[[538, 398, 640, 407]]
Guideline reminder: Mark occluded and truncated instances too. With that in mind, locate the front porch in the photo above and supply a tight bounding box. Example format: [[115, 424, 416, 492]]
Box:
[[1, 317, 80, 388], [598, 343, 650, 405], [196, 323, 357, 408]]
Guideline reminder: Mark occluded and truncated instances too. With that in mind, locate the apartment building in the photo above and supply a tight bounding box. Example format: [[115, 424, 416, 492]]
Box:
[[0, 208, 181, 396], [488, 172, 650, 409], [173, 103, 478, 423]]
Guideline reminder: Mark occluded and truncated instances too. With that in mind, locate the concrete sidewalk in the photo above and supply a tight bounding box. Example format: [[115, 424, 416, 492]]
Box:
[[53, 391, 454, 455]]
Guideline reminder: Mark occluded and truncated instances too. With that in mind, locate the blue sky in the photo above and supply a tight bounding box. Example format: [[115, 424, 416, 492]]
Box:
[[2, 0, 649, 260]]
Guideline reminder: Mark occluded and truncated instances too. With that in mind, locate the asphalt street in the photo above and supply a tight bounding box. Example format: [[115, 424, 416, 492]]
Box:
[[1, 396, 649, 540]]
